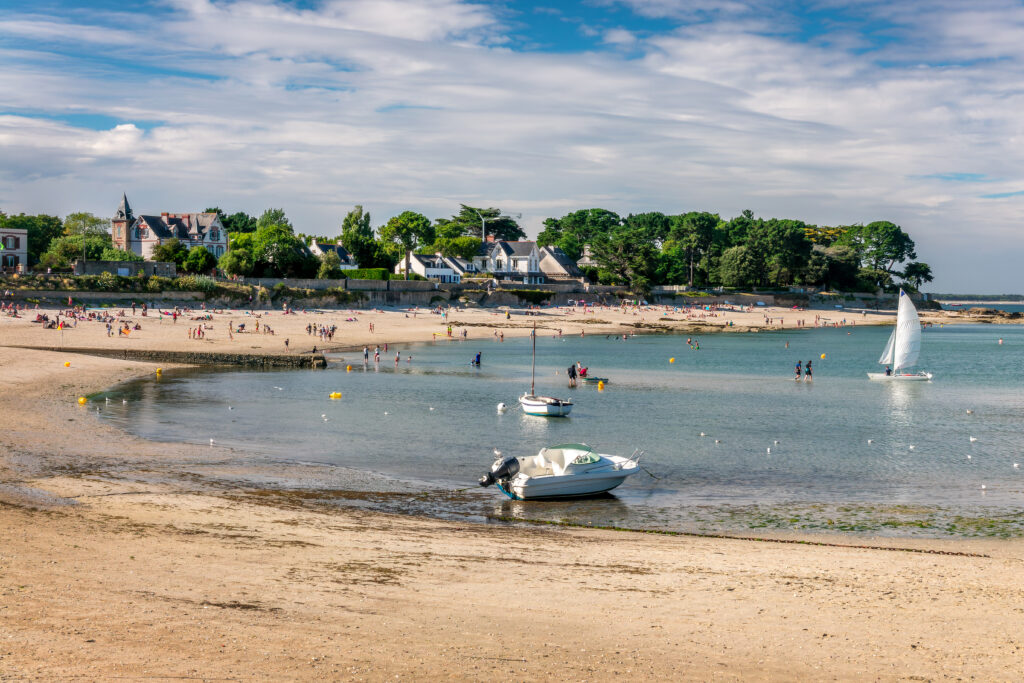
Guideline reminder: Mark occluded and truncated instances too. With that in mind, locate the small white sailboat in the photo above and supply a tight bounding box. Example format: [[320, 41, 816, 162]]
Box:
[[519, 325, 573, 416], [867, 289, 933, 381], [479, 443, 642, 500]]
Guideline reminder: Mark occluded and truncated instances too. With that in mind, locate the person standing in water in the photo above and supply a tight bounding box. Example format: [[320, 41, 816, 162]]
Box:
[[795, 360, 803, 381], [473, 351, 481, 366], [567, 363, 577, 387], [804, 360, 812, 381]]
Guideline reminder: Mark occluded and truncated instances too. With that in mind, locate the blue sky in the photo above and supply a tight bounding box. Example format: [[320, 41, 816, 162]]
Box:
[[3, 0, 1024, 292]]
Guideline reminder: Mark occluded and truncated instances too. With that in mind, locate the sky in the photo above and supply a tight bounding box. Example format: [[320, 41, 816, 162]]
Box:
[[2, 0, 1024, 292]]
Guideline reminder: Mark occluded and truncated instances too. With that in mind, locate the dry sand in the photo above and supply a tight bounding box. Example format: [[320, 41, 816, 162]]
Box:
[[2, 303, 1022, 681]]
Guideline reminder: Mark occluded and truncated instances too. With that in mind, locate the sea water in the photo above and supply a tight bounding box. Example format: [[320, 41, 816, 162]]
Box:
[[98, 323, 1024, 538]]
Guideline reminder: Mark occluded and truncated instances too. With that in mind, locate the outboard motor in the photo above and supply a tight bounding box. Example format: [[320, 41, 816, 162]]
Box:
[[478, 457, 520, 487]]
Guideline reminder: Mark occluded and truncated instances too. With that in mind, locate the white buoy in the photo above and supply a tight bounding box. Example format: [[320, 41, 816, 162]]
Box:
[[774, 440, 780, 445], [967, 455, 972, 460], [699, 432, 706, 437], [1014, 463, 1020, 469], [766, 447, 771, 454], [497, 402, 507, 413], [209, 438, 214, 446], [714, 439, 721, 444], [966, 409, 974, 415], [981, 484, 986, 490], [228, 406, 233, 410], [969, 436, 978, 443], [867, 439, 874, 444], [429, 406, 434, 411]]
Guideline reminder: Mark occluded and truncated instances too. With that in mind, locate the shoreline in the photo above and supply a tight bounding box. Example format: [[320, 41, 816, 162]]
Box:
[[3, 309, 1024, 679]]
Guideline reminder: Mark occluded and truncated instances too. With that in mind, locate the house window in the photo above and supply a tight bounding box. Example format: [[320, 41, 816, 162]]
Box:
[[3, 254, 17, 267], [496, 259, 503, 270]]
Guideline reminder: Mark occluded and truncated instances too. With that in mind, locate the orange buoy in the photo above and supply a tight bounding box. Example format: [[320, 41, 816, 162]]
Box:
[[64, 361, 71, 368], [77, 396, 87, 405]]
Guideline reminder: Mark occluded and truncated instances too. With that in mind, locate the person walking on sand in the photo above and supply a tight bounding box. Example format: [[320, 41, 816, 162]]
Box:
[[284, 338, 289, 351]]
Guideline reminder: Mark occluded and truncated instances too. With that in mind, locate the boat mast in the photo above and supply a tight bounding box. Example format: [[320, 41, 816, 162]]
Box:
[[530, 323, 536, 396]]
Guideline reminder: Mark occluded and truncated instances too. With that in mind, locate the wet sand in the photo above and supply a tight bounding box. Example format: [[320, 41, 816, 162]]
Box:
[[2, 307, 1023, 680]]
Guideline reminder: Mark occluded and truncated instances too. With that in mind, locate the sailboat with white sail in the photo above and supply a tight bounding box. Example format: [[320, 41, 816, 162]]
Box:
[[519, 325, 573, 416], [867, 289, 933, 381]]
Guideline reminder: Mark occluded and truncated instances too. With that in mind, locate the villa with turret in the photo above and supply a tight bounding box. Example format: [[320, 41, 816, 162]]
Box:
[[111, 194, 228, 260]]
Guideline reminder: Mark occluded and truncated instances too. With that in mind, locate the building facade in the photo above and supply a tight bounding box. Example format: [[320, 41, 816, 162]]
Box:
[[539, 245, 583, 280], [111, 194, 228, 260], [394, 253, 461, 283], [0, 227, 28, 273], [485, 240, 545, 284]]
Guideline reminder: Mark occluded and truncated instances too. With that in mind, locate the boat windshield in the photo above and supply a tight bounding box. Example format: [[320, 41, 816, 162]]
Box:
[[571, 452, 601, 465]]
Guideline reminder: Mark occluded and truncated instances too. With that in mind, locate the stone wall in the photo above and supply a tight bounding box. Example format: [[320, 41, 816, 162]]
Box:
[[18, 346, 325, 368], [10, 289, 205, 303], [74, 261, 177, 277]]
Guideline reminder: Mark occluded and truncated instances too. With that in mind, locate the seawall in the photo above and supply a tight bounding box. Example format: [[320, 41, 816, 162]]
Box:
[[10, 346, 326, 368]]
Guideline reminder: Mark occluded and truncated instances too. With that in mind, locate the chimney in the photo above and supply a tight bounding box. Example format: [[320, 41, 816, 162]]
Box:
[[486, 234, 496, 243]]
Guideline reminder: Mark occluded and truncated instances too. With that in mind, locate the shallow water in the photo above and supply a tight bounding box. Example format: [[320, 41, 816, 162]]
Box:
[[97, 322, 1024, 537]]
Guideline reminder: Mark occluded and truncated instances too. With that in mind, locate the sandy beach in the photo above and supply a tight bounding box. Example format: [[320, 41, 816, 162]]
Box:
[[2, 303, 1023, 680]]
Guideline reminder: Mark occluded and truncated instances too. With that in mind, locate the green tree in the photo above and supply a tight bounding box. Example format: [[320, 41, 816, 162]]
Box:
[[100, 247, 143, 262], [0, 213, 64, 265], [151, 238, 190, 266], [589, 224, 657, 293], [669, 211, 720, 286], [183, 246, 217, 274], [380, 211, 434, 279], [901, 262, 933, 290], [717, 245, 760, 288], [38, 234, 112, 268], [257, 208, 292, 231], [440, 236, 483, 260], [251, 223, 316, 277], [623, 212, 670, 243], [537, 208, 620, 261], [63, 211, 110, 237], [340, 205, 378, 268], [206, 207, 257, 234], [655, 240, 690, 286], [838, 221, 916, 287], [218, 247, 254, 277], [317, 250, 343, 279], [434, 205, 525, 242]]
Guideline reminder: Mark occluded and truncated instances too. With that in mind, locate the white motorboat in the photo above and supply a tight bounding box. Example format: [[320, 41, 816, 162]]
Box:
[[519, 324, 573, 417], [868, 289, 933, 382], [479, 443, 642, 500]]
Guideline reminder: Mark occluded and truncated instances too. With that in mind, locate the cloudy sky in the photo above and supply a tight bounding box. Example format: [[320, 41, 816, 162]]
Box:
[[2, 0, 1024, 292]]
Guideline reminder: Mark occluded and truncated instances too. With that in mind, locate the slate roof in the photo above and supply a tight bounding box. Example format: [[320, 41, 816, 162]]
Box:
[[539, 245, 582, 277], [492, 240, 537, 257], [135, 213, 223, 241], [311, 240, 355, 265]]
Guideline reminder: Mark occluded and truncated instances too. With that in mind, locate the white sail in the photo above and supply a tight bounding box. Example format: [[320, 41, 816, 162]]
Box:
[[891, 289, 922, 371], [877, 329, 896, 365]]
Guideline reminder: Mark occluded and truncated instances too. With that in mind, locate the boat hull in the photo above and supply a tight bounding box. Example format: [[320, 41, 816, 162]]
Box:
[[580, 377, 608, 384], [867, 372, 933, 381], [505, 466, 638, 500], [519, 395, 573, 416]]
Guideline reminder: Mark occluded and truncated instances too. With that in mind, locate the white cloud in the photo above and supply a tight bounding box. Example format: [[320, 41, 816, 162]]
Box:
[[1, 0, 1024, 290]]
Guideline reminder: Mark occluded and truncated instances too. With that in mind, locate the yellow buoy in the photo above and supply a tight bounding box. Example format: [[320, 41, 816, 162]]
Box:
[[77, 396, 87, 405], [346, 365, 352, 372], [820, 353, 826, 359], [64, 361, 71, 368], [669, 358, 675, 364], [597, 381, 605, 390], [330, 392, 342, 399]]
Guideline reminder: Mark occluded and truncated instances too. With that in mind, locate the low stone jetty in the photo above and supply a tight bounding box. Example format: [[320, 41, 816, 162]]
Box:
[[13, 346, 326, 368]]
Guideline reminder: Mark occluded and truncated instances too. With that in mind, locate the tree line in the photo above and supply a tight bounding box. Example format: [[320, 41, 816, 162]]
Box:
[[2, 204, 932, 292]]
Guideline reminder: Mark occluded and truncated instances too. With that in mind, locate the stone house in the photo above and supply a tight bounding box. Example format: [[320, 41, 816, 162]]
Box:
[[111, 194, 228, 261], [0, 227, 28, 273]]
